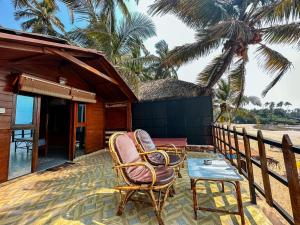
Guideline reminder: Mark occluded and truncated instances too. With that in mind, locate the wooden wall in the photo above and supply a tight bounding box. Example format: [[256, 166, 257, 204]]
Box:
[[85, 98, 105, 153], [0, 70, 14, 182], [105, 106, 127, 131]]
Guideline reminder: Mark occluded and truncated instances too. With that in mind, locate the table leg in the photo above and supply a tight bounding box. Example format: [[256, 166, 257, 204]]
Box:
[[191, 179, 198, 220], [221, 181, 225, 193], [236, 181, 245, 225]]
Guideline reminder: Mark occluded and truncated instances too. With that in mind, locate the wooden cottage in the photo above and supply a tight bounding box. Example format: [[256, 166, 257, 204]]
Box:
[[0, 28, 136, 183]]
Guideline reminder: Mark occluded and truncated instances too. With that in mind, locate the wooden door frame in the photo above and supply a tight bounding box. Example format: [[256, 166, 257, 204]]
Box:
[[69, 102, 87, 160], [11, 94, 41, 173]]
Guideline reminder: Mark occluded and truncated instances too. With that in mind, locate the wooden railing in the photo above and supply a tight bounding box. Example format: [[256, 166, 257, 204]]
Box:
[[212, 124, 300, 225]]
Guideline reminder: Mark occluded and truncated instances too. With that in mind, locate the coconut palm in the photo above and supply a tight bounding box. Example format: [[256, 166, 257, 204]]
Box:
[[149, 0, 300, 104], [277, 101, 284, 108], [70, 0, 139, 33], [214, 78, 261, 123], [69, 12, 156, 91], [130, 40, 179, 80], [14, 0, 65, 35]]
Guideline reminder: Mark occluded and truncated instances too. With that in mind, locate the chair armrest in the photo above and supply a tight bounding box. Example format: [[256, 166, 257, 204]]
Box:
[[158, 144, 181, 154], [139, 150, 170, 166], [114, 162, 156, 186]]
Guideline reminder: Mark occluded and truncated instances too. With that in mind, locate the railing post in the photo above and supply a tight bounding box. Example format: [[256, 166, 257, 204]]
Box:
[[227, 125, 234, 164], [282, 135, 300, 224], [243, 128, 256, 204], [233, 126, 242, 173], [257, 131, 273, 206], [212, 125, 217, 153], [222, 124, 228, 159], [214, 126, 219, 153], [218, 124, 223, 155]]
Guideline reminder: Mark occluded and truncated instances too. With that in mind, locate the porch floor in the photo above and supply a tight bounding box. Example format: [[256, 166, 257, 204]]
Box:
[[0, 151, 271, 225]]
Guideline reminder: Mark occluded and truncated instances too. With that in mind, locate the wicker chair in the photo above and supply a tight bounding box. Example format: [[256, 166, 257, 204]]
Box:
[[108, 132, 176, 225], [132, 129, 186, 178]]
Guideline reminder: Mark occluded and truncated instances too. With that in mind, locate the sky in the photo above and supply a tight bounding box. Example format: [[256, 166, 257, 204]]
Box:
[[0, 0, 300, 108]]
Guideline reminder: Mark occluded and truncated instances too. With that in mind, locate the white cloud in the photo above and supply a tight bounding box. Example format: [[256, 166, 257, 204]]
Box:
[[135, 1, 300, 108]]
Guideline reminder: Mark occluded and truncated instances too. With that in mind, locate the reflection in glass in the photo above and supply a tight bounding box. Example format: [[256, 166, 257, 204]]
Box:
[[75, 127, 85, 157], [77, 104, 86, 123], [9, 129, 33, 179], [15, 95, 34, 125]]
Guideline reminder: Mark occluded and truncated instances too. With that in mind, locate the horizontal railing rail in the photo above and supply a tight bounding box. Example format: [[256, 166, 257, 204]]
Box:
[[212, 124, 300, 225]]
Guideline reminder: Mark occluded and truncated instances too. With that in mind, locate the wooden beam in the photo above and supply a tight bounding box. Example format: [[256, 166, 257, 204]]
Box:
[[0, 41, 95, 58], [0, 32, 99, 55], [47, 48, 118, 86]]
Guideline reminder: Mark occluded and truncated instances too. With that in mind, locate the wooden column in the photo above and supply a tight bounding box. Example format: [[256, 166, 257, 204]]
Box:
[[257, 130, 273, 206], [282, 135, 300, 224], [243, 128, 256, 204], [126, 102, 132, 132], [31, 96, 41, 172], [233, 126, 242, 173]]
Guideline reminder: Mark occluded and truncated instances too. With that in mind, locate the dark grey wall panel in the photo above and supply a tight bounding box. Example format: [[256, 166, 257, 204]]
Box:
[[132, 96, 213, 145]]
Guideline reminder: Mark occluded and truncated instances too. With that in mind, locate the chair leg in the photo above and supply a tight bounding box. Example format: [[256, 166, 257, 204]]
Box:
[[117, 190, 135, 216], [148, 190, 164, 225], [177, 167, 182, 178], [160, 184, 172, 212]]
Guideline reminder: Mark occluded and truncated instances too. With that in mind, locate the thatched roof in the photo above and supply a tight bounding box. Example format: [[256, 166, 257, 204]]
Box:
[[138, 78, 210, 102]]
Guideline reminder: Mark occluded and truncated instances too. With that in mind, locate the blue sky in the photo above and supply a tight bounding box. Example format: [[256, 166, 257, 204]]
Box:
[[1, 0, 300, 108]]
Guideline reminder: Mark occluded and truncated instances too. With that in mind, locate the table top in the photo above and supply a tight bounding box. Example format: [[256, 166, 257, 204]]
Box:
[[152, 138, 187, 147], [187, 157, 243, 181]]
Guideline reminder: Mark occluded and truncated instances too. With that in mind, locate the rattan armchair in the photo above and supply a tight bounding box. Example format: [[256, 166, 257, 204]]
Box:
[[108, 132, 176, 225], [133, 129, 186, 178]]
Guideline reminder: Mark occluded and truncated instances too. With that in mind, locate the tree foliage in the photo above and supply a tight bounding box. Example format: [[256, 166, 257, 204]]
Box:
[[150, 0, 299, 96]]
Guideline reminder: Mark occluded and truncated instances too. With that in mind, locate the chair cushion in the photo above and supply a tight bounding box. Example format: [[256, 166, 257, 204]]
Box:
[[114, 134, 175, 186], [129, 165, 175, 185], [135, 130, 156, 152], [168, 154, 182, 166]]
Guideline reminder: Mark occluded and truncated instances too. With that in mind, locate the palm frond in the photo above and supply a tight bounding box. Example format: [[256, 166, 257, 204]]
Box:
[[166, 38, 220, 66], [256, 44, 292, 96], [206, 19, 253, 42], [262, 22, 300, 45], [12, 0, 31, 8], [228, 59, 247, 107], [242, 96, 262, 106], [252, 0, 300, 24], [197, 48, 234, 88], [148, 0, 237, 28]]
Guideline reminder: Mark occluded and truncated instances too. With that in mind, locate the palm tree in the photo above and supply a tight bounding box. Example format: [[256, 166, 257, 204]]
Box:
[[149, 0, 300, 104], [69, 12, 156, 91], [214, 78, 261, 123], [14, 0, 65, 35], [277, 101, 284, 108], [133, 40, 179, 80], [70, 0, 138, 33]]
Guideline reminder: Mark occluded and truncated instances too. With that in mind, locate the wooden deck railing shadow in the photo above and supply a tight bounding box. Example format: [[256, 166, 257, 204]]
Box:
[[212, 124, 300, 225]]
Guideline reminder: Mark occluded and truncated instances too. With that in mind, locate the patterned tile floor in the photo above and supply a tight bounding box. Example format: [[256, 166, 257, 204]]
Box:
[[0, 150, 272, 225]]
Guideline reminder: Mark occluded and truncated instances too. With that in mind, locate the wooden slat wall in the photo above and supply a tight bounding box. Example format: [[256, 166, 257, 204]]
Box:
[[85, 98, 105, 153], [0, 69, 14, 182], [105, 107, 127, 130]]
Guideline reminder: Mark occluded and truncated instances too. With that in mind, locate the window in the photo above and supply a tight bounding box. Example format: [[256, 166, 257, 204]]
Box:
[[15, 95, 34, 125], [77, 103, 86, 123]]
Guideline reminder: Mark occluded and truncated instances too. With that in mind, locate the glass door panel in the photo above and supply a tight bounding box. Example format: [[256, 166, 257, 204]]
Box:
[[74, 103, 86, 158], [9, 95, 35, 179]]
